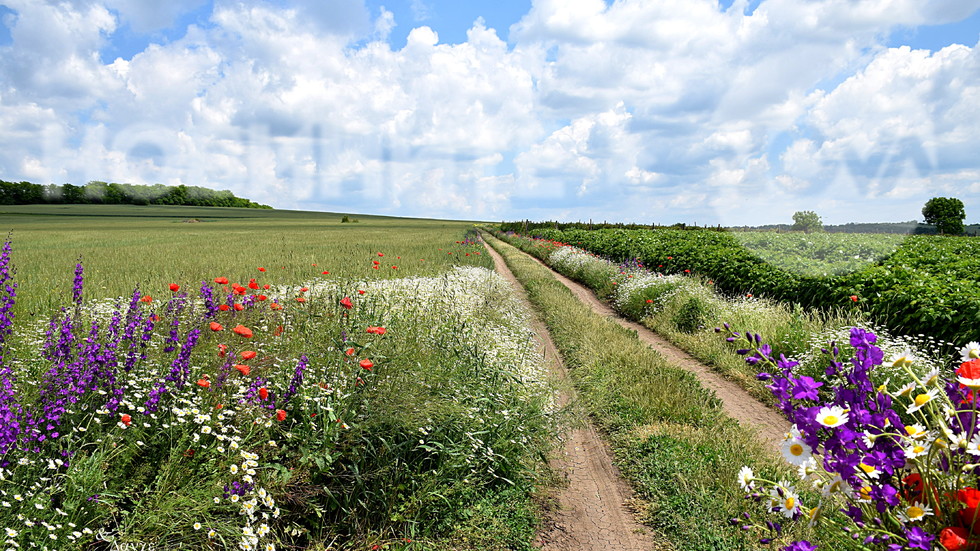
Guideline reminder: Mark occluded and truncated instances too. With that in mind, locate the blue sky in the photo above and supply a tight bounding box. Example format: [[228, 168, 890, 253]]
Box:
[[1, 0, 980, 226]]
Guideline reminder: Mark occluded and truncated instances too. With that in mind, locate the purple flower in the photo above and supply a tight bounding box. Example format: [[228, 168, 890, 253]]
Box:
[[903, 526, 934, 550], [782, 542, 817, 551], [791, 376, 823, 401]]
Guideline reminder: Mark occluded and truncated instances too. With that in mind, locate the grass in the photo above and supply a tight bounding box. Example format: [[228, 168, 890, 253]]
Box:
[[480, 232, 834, 550], [0, 207, 557, 550]]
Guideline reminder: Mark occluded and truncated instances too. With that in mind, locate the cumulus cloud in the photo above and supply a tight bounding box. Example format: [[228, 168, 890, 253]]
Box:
[[1, 0, 979, 224]]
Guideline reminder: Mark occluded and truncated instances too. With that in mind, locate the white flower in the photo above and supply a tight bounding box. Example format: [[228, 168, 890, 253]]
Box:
[[898, 501, 933, 523], [797, 457, 818, 480], [888, 350, 915, 368], [815, 405, 849, 427], [769, 482, 801, 518], [736, 466, 754, 491], [904, 424, 928, 439], [193, 522, 202, 531], [961, 342, 980, 361], [781, 436, 813, 466], [857, 462, 880, 480], [5, 527, 17, 537], [907, 389, 939, 414], [906, 440, 930, 459], [820, 475, 845, 498]]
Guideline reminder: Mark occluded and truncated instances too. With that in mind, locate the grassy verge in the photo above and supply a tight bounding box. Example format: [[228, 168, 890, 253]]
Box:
[[481, 232, 832, 550]]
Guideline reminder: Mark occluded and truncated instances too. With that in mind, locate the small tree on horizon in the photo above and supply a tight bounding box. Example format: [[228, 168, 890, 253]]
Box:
[[922, 197, 966, 235], [791, 211, 824, 233]]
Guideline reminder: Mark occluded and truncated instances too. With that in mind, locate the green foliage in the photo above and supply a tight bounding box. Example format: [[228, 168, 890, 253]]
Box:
[[790, 210, 823, 233], [0, 179, 272, 209], [922, 196, 966, 235], [671, 296, 714, 333]]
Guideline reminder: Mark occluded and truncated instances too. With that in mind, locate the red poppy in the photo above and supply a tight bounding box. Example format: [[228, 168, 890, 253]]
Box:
[[340, 297, 353, 309], [377, 252, 384, 257], [957, 487, 980, 533], [345, 347, 355, 356], [258, 387, 269, 400], [372, 260, 380, 265], [940, 526, 970, 551], [197, 378, 210, 388], [296, 297, 307, 303], [360, 359, 374, 371], [263, 284, 270, 290], [746, 293, 753, 298], [120, 414, 132, 426], [959, 359, 980, 382], [215, 403, 223, 409], [149, 314, 159, 322], [850, 295, 859, 302], [241, 351, 257, 360], [209, 322, 224, 332], [233, 286, 246, 296], [357, 289, 366, 295], [391, 266, 398, 270], [233, 303, 244, 311], [140, 295, 152, 303], [218, 344, 228, 357], [182, 449, 195, 457], [276, 409, 287, 421], [646, 299, 653, 303], [684, 269, 690, 273], [270, 303, 283, 311], [258, 267, 266, 272], [248, 279, 259, 290], [367, 326, 387, 335], [169, 283, 180, 292], [214, 277, 229, 284], [373, 266, 379, 270], [233, 325, 253, 339], [257, 295, 267, 301], [322, 271, 330, 275], [234, 364, 250, 376], [274, 325, 284, 336], [667, 256, 673, 260], [218, 304, 230, 311]]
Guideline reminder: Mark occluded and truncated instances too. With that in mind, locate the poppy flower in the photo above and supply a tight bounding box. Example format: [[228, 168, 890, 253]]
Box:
[[684, 269, 690, 273], [357, 289, 366, 295], [940, 526, 970, 550], [296, 297, 307, 303], [218, 304, 230, 312], [209, 322, 224, 332], [274, 325, 284, 336], [169, 283, 180, 292], [120, 414, 132, 427], [263, 284, 270, 290], [373, 266, 379, 270], [233, 325, 253, 339], [234, 364, 250, 376], [182, 449, 195, 457], [345, 347, 355, 356], [215, 403, 223, 409], [257, 295, 267, 301], [377, 252, 384, 257], [340, 297, 353, 309], [359, 359, 374, 371], [140, 295, 152, 303], [276, 409, 287, 421], [270, 303, 283, 311], [240, 351, 257, 360], [248, 279, 259, 290], [218, 344, 228, 357], [258, 387, 269, 400], [258, 267, 266, 272], [214, 277, 229, 284], [197, 378, 210, 388], [367, 326, 387, 335], [372, 260, 380, 265], [850, 295, 859, 302], [233, 303, 244, 311], [391, 266, 398, 270], [149, 314, 159, 322], [646, 299, 653, 303], [233, 286, 246, 296], [322, 271, 330, 275]]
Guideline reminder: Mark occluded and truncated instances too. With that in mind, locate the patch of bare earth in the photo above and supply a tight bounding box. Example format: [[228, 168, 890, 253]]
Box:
[[483, 241, 654, 551]]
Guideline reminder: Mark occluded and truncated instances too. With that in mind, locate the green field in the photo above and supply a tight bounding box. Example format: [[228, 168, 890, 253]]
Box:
[[0, 204, 490, 317]]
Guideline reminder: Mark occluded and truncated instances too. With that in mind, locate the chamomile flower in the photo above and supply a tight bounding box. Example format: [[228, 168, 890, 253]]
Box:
[[896, 382, 916, 398], [770, 483, 801, 519], [797, 457, 818, 480], [922, 368, 941, 387], [857, 462, 880, 480], [736, 466, 755, 491], [961, 342, 980, 361], [820, 475, 845, 498], [898, 501, 933, 522], [815, 405, 849, 427], [906, 440, 931, 459], [781, 435, 813, 466], [905, 424, 928, 439], [888, 350, 915, 368], [193, 522, 202, 530], [907, 389, 939, 414]]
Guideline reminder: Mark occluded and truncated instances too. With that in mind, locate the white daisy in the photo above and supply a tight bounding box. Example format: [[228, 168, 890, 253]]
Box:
[[781, 436, 813, 466], [888, 350, 915, 368], [770, 483, 801, 518], [961, 342, 980, 362], [815, 405, 849, 427], [736, 466, 754, 491], [906, 440, 930, 459], [898, 501, 933, 523], [857, 462, 880, 480], [820, 475, 845, 498], [907, 389, 939, 414], [797, 457, 818, 480]]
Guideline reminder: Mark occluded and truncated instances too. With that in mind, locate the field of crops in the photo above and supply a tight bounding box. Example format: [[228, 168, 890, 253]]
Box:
[[0, 206, 558, 550], [519, 227, 980, 345]]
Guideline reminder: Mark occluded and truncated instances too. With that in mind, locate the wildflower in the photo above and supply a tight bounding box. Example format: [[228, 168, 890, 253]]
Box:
[[241, 351, 257, 360], [850, 295, 858, 302], [888, 350, 914, 368], [358, 289, 366, 295], [276, 410, 286, 422], [907, 389, 938, 414], [197, 378, 210, 388], [219, 304, 230, 311], [257, 294, 267, 301], [770, 483, 801, 518], [359, 359, 374, 371], [140, 295, 152, 303], [218, 344, 228, 357], [783, 542, 817, 551], [234, 365, 250, 376], [961, 342, 980, 361], [258, 267, 266, 272], [193, 522, 202, 530], [815, 405, 849, 427], [780, 435, 812, 466], [214, 277, 229, 284], [957, 359, 980, 389], [296, 297, 306, 303], [737, 466, 754, 491], [259, 387, 268, 400], [248, 279, 259, 290], [340, 297, 353, 309], [234, 303, 244, 311], [169, 283, 180, 292], [345, 348, 355, 356], [366, 326, 386, 335], [233, 325, 253, 338], [210, 322, 223, 332], [120, 414, 132, 427]]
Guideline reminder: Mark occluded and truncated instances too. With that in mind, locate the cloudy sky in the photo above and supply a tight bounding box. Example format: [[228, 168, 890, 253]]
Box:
[[1, 0, 979, 226]]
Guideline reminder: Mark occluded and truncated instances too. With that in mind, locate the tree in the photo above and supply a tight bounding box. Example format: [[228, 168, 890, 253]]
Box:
[[922, 197, 966, 235], [791, 211, 823, 233]]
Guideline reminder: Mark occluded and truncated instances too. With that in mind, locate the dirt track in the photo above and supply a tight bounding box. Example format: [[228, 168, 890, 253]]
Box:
[[483, 235, 791, 550], [483, 239, 654, 551]]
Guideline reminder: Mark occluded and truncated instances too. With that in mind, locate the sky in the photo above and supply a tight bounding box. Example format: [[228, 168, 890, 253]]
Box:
[[1, 0, 979, 226]]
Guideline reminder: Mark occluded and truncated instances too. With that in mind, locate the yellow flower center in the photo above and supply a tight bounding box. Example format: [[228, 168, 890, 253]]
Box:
[[914, 393, 931, 407], [784, 497, 795, 510], [824, 415, 838, 425], [971, 349, 979, 359], [907, 505, 924, 519], [790, 444, 804, 456], [859, 463, 876, 474], [913, 445, 926, 454], [859, 486, 871, 500], [906, 426, 918, 436]]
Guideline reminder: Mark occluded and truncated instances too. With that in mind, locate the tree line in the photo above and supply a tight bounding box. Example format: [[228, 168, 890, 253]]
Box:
[[0, 180, 272, 209]]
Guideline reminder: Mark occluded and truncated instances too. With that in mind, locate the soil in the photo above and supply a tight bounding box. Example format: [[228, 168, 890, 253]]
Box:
[[483, 235, 791, 550]]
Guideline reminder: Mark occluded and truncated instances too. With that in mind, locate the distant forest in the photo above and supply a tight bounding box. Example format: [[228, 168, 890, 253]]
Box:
[[0, 180, 272, 209], [500, 219, 980, 235]]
